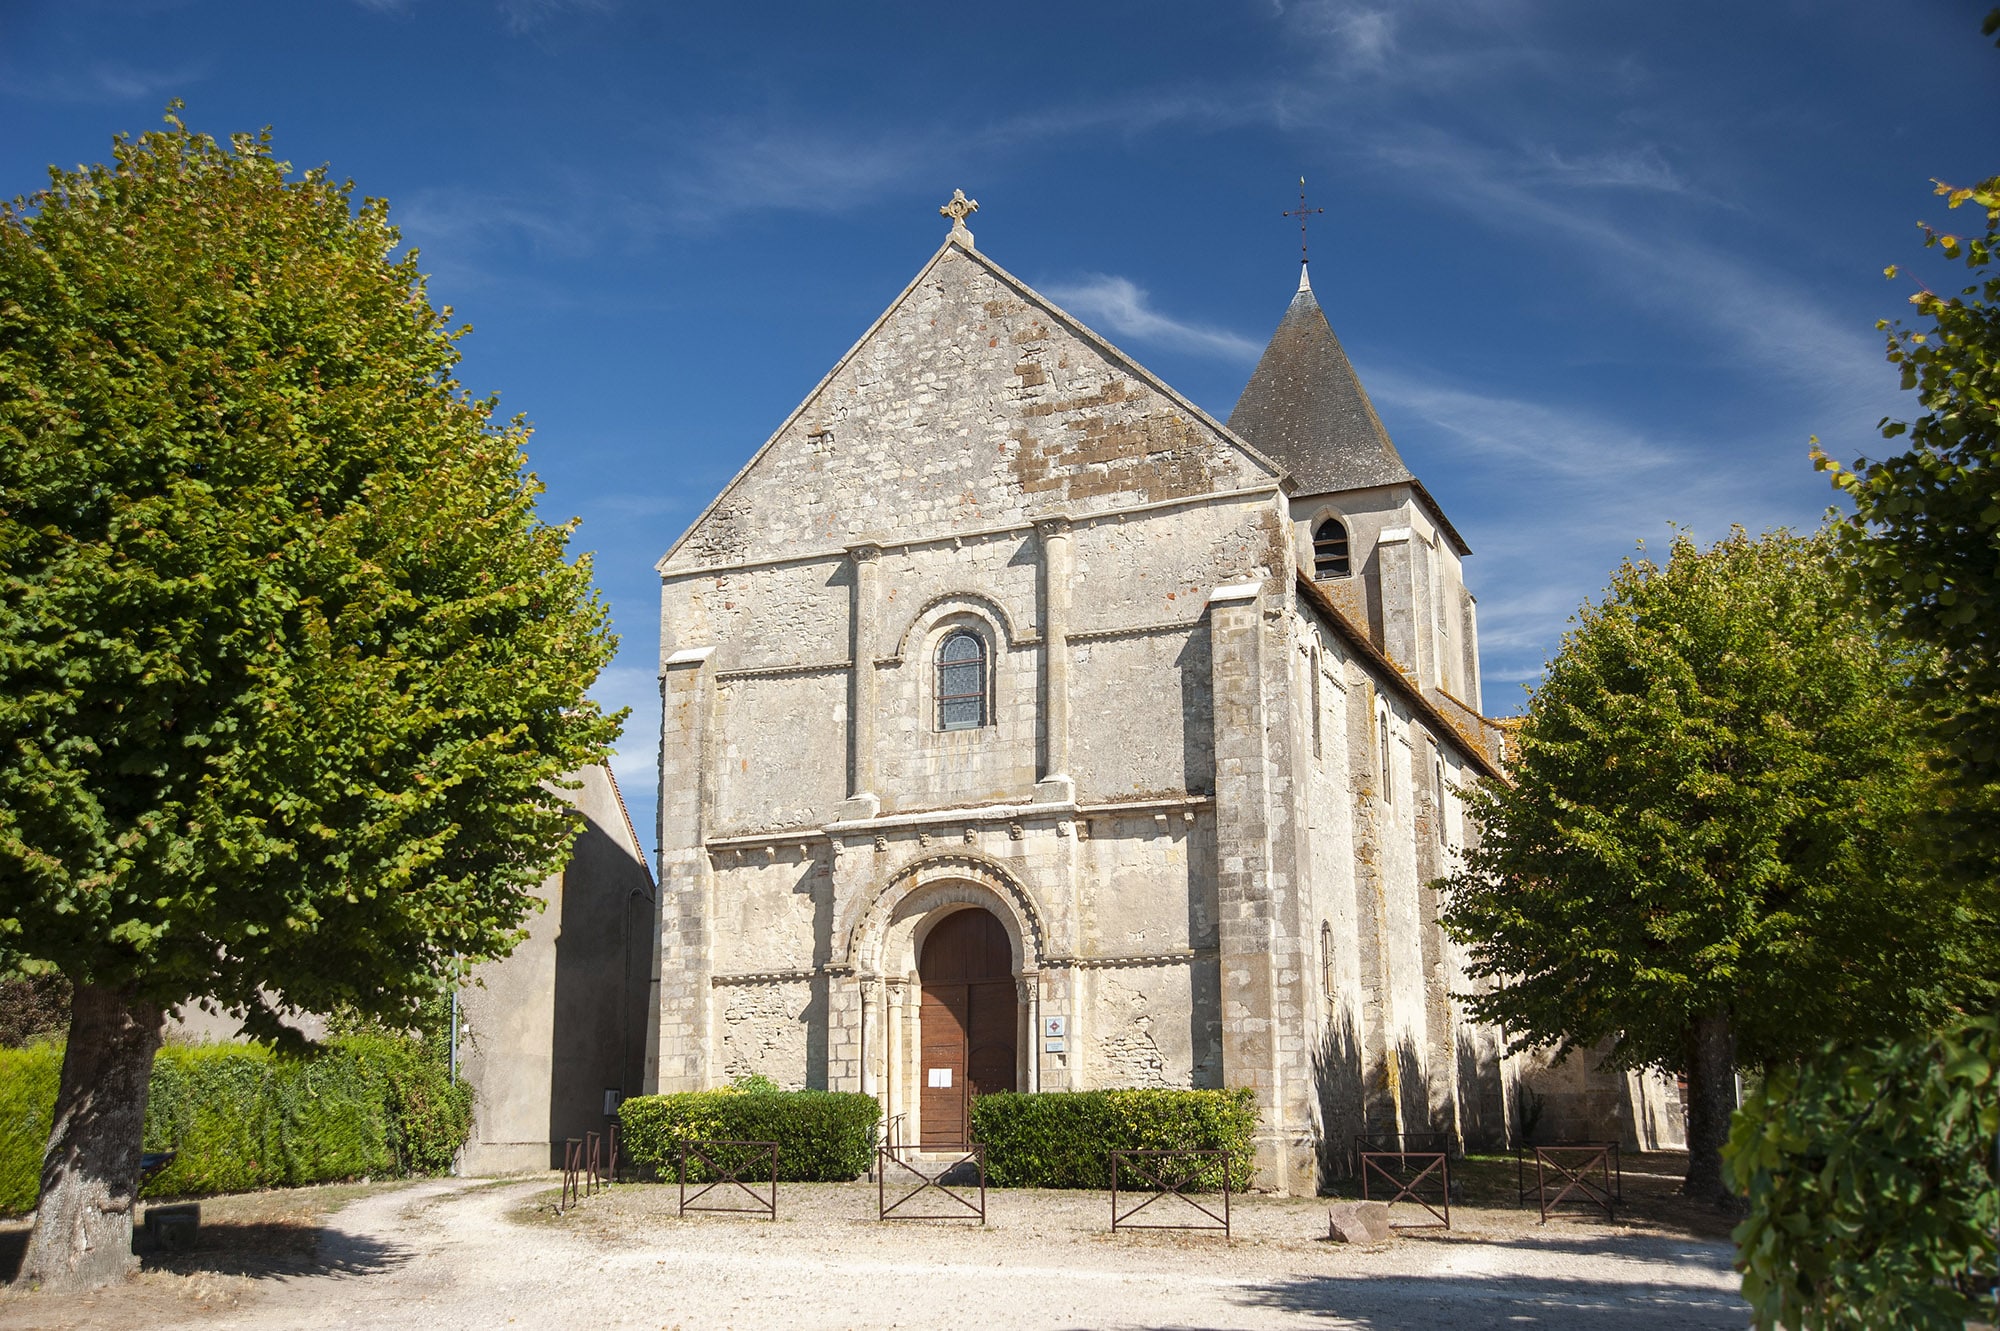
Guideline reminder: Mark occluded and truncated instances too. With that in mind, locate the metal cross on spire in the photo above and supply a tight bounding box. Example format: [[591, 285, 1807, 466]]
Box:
[[1282, 177, 1324, 267]]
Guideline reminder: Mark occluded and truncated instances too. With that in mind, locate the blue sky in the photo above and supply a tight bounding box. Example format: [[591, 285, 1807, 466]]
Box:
[[5, 1, 1996, 857]]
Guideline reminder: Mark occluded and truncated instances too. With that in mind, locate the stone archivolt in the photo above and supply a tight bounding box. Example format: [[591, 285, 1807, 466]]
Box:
[[844, 851, 1048, 977]]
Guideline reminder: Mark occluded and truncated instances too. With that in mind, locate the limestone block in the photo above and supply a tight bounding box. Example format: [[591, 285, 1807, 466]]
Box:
[[1326, 1200, 1394, 1245]]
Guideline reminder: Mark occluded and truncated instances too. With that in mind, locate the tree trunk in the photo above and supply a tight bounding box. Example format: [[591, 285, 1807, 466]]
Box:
[[14, 982, 164, 1292], [1680, 1005, 1738, 1206]]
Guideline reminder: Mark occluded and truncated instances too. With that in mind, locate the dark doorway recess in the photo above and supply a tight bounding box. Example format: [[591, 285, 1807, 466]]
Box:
[[918, 908, 1017, 1149]]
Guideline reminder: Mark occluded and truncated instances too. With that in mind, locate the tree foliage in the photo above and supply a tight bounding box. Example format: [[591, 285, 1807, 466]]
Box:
[[1814, 175, 2000, 883], [1726, 1013, 2000, 1330], [1439, 529, 1979, 1195], [0, 112, 620, 1029]]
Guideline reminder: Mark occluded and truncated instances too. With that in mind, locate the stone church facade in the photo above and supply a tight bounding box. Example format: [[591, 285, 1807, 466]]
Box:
[[650, 201, 1676, 1192]]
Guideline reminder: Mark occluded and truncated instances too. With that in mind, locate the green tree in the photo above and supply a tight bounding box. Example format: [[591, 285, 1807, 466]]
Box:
[[1814, 173, 2000, 886], [1727, 1013, 2000, 1330], [1439, 529, 1978, 1203], [0, 113, 619, 1290]]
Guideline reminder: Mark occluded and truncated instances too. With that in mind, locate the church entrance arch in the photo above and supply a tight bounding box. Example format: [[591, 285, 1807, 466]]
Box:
[[917, 908, 1018, 1148]]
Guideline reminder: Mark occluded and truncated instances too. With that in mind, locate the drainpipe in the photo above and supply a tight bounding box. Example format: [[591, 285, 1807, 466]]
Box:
[[448, 982, 462, 1178]]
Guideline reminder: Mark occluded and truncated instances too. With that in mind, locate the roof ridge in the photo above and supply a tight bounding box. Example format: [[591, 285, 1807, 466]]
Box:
[[599, 763, 655, 886], [1294, 571, 1504, 780]]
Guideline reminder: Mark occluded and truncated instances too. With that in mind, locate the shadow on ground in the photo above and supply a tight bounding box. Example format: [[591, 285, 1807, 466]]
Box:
[[1123, 1271, 1745, 1329], [0, 1219, 408, 1285]]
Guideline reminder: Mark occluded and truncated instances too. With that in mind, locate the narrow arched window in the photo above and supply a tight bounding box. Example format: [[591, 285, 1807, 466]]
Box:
[[1378, 713, 1393, 804], [937, 630, 988, 731], [1313, 518, 1351, 579]]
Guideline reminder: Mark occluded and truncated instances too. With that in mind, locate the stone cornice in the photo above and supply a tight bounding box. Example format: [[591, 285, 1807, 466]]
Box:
[[701, 793, 1213, 853], [659, 484, 1283, 582]]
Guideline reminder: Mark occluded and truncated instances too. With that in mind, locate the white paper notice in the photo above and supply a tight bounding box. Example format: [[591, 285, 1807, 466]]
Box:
[[927, 1067, 953, 1088]]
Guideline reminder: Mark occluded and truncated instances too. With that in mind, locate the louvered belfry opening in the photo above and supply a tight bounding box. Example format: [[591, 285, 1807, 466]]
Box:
[[1313, 517, 1351, 579], [917, 908, 1017, 1148]]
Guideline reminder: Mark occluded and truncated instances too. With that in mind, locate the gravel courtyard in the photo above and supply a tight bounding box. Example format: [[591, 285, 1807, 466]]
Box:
[[1, 1170, 1750, 1330]]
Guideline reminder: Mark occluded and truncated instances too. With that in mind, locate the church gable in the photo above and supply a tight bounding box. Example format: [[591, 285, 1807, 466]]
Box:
[[660, 242, 1283, 573]]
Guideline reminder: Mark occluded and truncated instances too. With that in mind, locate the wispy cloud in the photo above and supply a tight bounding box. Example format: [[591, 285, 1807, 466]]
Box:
[[1, 60, 204, 105], [349, 0, 612, 32], [589, 664, 659, 853], [1360, 126, 1893, 425], [1279, 0, 1552, 89], [1363, 369, 1683, 484], [397, 188, 594, 256], [1355, 358, 1829, 703], [496, 0, 613, 33], [662, 89, 1268, 229], [1521, 144, 1689, 193], [664, 123, 925, 227], [404, 82, 1274, 251], [1043, 274, 1264, 362], [1288, 1, 1401, 75]]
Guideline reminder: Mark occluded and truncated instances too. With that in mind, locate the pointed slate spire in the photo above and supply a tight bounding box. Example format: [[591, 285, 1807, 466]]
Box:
[[1226, 268, 1414, 495]]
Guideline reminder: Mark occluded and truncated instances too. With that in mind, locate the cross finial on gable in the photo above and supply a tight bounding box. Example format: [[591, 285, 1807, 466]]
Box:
[[940, 188, 979, 247], [1282, 176, 1324, 272]]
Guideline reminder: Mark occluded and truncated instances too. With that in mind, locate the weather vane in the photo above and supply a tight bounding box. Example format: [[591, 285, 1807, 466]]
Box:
[[1282, 177, 1323, 266]]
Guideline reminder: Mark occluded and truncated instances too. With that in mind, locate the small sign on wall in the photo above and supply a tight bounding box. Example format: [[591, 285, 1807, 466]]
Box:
[[1043, 1016, 1066, 1038], [927, 1067, 953, 1088]]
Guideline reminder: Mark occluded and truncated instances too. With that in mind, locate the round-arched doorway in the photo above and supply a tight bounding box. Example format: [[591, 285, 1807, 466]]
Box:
[[918, 908, 1019, 1148]]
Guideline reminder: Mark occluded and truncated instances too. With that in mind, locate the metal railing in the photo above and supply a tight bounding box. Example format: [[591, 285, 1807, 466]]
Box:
[[878, 1145, 986, 1223], [1352, 1131, 1449, 1163], [1515, 1141, 1622, 1207], [560, 1137, 585, 1212], [1525, 1143, 1620, 1223], [678, 1139, 779, 1221], [1357, 1146, 1451, 1230], [557, 1128, 620, 1214], [1108, 1149, 1232, 1237]]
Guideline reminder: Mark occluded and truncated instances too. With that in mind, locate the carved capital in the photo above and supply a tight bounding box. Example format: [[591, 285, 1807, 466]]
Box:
[[1033, 514, 1073, 540]]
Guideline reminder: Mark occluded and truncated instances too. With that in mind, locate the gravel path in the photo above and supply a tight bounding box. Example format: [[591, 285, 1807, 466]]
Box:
[[40, 1176, 1751, 1330]]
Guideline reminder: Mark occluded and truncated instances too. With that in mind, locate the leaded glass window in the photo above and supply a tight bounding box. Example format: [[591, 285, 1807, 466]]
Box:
[[937, 630, 988, 731]]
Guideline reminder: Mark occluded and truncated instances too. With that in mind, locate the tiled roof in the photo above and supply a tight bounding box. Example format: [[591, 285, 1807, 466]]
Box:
[[1294, 572, 1506, 780], [1227, 269, 1415, 496]]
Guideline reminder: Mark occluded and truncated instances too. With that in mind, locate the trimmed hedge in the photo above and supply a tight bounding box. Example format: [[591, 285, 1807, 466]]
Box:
[[619, 1089, 879, 1182], [970, 1088, 1258, 1190], [0, 1044, 61, 1216], [0, 1036, 471, 1216]]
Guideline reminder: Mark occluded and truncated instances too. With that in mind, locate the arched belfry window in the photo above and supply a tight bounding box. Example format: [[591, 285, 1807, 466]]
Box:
[[937, 630, 989, 731], [1313, 518, 1351, 579]]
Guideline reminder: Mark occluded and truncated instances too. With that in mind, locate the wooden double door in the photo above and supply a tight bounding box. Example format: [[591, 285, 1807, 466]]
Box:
[[918, 909, 1018, 1149]]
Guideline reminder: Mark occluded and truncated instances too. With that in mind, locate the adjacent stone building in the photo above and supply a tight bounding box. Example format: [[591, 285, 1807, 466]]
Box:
[[169, 763, 659, 1175], [458, 764, 658, 1173], [651, 199, 1678, 1191]]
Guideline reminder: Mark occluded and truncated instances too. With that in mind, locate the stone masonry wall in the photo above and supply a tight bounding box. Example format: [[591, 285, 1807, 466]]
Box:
[[660, 244, 1281, 580], [652, 233, 1644, 1188]]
